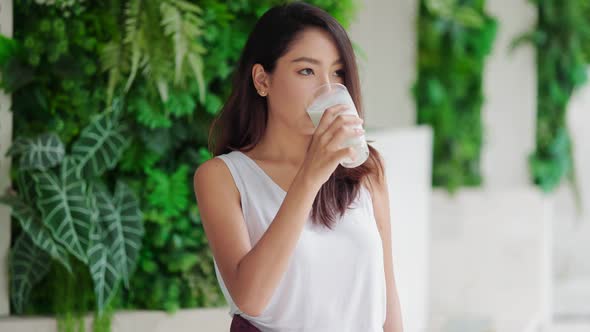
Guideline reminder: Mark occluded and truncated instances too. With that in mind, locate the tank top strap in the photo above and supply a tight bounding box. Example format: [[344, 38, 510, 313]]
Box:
[[215, 151, 252, 216]]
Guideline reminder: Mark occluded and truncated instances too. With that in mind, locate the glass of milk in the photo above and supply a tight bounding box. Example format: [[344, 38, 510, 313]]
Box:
[[306, 83, 369, 168]]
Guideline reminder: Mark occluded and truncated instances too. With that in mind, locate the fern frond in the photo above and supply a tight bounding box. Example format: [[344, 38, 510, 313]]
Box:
[[124, 0, 143, 92], [160, 3, 186, 85]]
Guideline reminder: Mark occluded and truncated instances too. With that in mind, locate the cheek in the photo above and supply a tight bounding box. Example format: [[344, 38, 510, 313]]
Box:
[[273, 76, 311, 110], [268, 78, 316, 133]]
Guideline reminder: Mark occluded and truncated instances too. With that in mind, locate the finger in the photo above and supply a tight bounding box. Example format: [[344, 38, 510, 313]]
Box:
[[314, 104, 351, 136], [320, 114, 363, 147], [323, 113, 363, 140], [326, 126, 364, 151]]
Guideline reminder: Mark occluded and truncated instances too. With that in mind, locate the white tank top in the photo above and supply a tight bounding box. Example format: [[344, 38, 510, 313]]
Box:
[[214, 150, 386, 332]]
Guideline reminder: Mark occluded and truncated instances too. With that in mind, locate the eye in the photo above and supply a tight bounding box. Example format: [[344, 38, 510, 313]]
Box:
[[298, 68, 314, 76], [334, 69, 345, 78]]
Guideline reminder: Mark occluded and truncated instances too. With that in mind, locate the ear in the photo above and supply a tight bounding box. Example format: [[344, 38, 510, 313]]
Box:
[[252, 64, 270, 96]]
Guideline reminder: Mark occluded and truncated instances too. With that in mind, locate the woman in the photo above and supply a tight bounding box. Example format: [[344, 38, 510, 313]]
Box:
[[193, 2, 403, 331]]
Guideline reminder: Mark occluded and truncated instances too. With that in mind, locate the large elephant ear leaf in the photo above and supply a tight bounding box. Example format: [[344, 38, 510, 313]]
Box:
[[10, 233, 52, 314], [0, 195, 72, 273], [112, 181, 143, 287], [5, 136, 32, 157], [16, 171, 36, 205], [7, 133, 65, 171], [92, 181, 143, 288], [72, 112, 130, 179], [87, 223, 121, 316], [32, 157, 96, 264]]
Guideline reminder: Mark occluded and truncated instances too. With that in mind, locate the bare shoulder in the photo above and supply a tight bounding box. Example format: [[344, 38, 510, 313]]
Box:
[[194, 157, 228, 183], [194, 157, 241, 202], [193, 157, 244, 227]]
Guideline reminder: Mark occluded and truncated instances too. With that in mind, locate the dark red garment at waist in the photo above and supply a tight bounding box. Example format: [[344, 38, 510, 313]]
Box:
[[230, 314, 261, 332]]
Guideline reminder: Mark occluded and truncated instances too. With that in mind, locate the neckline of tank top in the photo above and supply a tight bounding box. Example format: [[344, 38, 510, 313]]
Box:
[[234, 150, 289, 195]]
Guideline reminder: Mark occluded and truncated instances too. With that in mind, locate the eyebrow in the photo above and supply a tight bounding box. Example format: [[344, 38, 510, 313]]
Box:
[[291, 57, 343, 65]]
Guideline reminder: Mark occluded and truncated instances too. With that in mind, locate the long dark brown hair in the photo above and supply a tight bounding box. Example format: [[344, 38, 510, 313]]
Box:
[[208, 2, 384, 229]]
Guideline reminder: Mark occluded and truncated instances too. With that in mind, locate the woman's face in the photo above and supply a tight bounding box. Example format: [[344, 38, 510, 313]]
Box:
[[263, 27, 346, 135]]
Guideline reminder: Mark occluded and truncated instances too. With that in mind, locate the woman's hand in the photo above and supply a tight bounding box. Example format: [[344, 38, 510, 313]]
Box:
[[299, 104, 364, 188]]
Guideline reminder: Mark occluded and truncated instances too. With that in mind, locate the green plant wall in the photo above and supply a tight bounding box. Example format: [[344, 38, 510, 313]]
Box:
[[514, 0, 590, 193], [414, 0, 497, 192], [0, 0, 359, 327]]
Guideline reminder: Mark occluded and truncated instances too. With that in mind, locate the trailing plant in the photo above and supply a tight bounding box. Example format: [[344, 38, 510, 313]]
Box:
[[101, 0, 207, 105], [513, 0, 590, 193], [414, 0, 497, 192]]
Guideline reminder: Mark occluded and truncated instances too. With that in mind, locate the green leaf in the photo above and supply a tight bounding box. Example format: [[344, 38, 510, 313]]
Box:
[[146, 165, 190, 218], [7, 133, 65, 171], [32, 157, 96, 263], [10, 233, 52, 314], [87, 223, 121, 316], [160, 2, 187, 86], [0, 34, 18, 66], [509, 31, 546, 51], [118, 141, 161, 172], [454, 7, 484, 28], [0, 195, 72, 273], [132, 97, 173, 129], [92, 181, 144, 288], [197, 147, 213, 164], [141, 258, 158, 273], [165, 252, 199, 272], [72, 112, 130, 178], [187, 53, 206, 104], [204, 93, 222, 115], [165, 90, 196, 117], [123, 0, 142, 92], [16, 171, 36, 205], [425, 0, 456, 18]]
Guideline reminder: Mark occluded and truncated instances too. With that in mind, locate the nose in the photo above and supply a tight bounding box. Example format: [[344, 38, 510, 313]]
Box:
[[318, 74, 334, 89]]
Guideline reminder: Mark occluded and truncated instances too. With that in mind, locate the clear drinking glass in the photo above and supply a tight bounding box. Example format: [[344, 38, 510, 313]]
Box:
[[306, 83, 369, 168]]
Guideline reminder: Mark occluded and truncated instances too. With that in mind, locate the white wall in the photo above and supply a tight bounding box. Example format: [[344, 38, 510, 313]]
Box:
[[481, 0, 537, 188], [551, 67, 590, 318], [566, 68, 590, 227], [369, 126, 432, 332], [428, 188, 553, 331], [348, 0, 417, 130], [0, 0, 13, 316]]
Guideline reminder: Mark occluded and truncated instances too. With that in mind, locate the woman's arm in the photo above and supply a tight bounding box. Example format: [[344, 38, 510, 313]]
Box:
[[364, 168, 404, 332], [193, 158, 320, 317]]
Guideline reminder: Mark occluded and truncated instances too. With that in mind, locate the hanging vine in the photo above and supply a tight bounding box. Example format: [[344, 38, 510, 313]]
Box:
[[414, 0, 497, 192]]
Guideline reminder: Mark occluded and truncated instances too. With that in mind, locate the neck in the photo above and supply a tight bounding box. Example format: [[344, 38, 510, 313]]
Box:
[[251, 115, 313, 167]]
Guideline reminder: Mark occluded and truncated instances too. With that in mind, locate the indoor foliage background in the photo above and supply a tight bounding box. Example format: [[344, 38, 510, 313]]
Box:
[[0, 0, 357, 330]]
